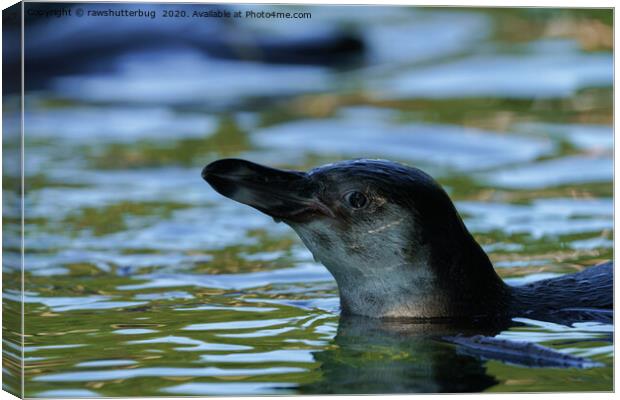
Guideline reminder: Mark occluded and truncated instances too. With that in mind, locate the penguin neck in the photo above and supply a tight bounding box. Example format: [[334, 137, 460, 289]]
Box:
[[422, 225, 511, 318], [334, 222, 510, 319]]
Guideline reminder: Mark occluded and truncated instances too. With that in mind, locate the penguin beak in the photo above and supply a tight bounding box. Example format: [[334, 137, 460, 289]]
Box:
[[202, 159, 334, 222]]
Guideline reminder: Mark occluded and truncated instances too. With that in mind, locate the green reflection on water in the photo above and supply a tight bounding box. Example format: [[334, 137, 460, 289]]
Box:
[[90, 116, 250, 169]]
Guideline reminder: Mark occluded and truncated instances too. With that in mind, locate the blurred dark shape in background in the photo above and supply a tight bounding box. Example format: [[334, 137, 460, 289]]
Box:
[[7, 2, 364, 92]]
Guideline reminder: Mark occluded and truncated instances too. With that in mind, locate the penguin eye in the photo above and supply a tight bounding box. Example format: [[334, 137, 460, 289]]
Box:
[[343, 191, 368, 209]]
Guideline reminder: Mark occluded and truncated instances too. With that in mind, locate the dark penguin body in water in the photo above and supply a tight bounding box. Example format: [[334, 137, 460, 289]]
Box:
[[202, 158, 613, 322]]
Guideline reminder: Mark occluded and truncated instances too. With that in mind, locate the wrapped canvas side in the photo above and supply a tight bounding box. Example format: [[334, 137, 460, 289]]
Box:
[[2, 2, 24, 398]]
